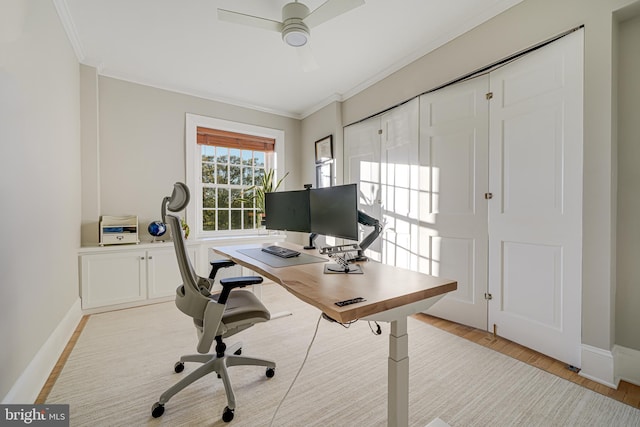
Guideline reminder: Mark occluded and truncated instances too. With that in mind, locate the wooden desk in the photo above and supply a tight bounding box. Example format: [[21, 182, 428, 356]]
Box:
[[213, 242, 457, 427]]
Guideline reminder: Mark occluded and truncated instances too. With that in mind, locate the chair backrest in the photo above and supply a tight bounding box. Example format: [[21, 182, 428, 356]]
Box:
[[162, 183, 212, 321]]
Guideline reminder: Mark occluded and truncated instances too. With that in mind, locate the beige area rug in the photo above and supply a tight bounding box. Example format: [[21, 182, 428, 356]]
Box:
[[46, 284, 640, 427]]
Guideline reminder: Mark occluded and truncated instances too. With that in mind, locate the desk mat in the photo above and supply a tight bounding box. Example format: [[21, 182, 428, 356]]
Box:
[[238, 248, 328, 268]]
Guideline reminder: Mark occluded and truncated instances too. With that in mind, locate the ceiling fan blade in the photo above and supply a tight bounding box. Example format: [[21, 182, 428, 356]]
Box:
[[217, 9, 283, 32], [304, 0, 365, 29], [297, 44, 318, 72]]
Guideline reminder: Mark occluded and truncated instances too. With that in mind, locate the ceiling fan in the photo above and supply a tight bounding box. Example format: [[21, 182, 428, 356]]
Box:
[[218, 0, 365, 70]]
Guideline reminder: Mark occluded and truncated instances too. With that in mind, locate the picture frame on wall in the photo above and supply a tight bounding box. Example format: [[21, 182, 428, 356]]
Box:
[[315, 135, 333, 164]]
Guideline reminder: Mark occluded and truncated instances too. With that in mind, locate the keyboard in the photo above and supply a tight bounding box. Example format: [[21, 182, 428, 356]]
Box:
[[261, 245, 300, 258]]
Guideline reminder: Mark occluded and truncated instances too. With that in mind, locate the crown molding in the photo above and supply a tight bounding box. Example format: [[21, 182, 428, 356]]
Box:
[[299, 93, 344, 119], [98, 68, 302, 120], [52, 0, 86, 62]]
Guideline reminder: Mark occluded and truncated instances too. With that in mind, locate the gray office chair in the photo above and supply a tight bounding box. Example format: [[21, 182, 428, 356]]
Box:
[[151, 182, 275, 423]]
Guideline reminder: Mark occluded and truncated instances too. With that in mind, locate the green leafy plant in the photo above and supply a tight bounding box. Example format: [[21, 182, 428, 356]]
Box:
[[237, 169, 289, 215], [180, 217, 190, 239]]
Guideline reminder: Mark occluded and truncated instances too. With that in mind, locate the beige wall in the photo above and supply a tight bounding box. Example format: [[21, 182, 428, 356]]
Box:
[[0, 1, 81, 400], [616, 13, 640, 350], [301, 101, 343, 186], [80, 76, 302, 245], [303, 0, 640, 355], [295, 101, 344, 246]]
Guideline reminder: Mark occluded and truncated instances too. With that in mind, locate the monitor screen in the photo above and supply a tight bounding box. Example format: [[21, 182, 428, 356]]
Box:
[[309, 184, 359, 241], [264, 190, 311, 233]]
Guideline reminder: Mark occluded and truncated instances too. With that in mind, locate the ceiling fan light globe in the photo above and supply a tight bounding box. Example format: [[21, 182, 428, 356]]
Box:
[[284, 29, 308, 47]]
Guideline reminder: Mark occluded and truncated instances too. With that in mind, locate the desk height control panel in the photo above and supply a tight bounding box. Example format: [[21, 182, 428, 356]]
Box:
[[99, 215, 139, 246]]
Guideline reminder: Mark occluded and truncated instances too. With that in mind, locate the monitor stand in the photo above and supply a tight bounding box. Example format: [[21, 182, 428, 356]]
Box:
[[323, 253, 363, 274], [304, 233, 318, 250], [324, 263, 363, 274]]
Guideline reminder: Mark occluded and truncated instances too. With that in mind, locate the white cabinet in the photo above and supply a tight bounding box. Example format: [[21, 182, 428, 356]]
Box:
[[80, 244, 198, 311], [79, 234, 285, 312], [147, 246, 197, 299], [81, 250, 147, 309]]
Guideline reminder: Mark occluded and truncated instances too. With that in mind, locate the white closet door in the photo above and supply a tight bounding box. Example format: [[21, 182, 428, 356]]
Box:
[[488, 29, 583, 366], [344, 115, 383, 261], [344, 99, 419, 263], [419, 76, 490, 330], [380, 99, 420, 270]]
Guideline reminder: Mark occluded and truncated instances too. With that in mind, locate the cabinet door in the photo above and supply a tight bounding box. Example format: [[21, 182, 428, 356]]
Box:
[[81, 251, 146, 309], [147, 246, 198, 299]]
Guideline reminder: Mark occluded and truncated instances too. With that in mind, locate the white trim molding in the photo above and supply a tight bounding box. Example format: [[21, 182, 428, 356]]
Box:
[[52, 0, 86, 62], [614, 344, 640, 387], [1, 298, 83, 403], [579, 344, 616, 388]]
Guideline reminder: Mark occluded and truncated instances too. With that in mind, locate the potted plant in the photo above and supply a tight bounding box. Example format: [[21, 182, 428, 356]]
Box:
[[180, 217, 190, 239], [237, 169, 289, 226]]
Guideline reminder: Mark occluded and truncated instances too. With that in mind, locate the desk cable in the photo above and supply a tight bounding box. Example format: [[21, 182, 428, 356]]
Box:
[[368, 321, 382, 335], [268, 315, 381, 425], [269, 312, 323, 427]]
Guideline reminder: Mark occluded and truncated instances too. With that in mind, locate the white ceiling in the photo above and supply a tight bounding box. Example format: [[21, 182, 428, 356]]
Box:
[[58, 0, 522, 118]]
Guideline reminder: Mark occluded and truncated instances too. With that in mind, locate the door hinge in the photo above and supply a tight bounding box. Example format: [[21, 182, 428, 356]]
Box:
[[484, 193, 493, 199], [486, 92, 493, 100], [484, 293, 493, 300]]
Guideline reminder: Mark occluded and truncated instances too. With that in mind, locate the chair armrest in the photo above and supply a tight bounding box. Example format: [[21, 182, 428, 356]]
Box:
[[208, 259, 236, 280], [217, 276, 263, 304]]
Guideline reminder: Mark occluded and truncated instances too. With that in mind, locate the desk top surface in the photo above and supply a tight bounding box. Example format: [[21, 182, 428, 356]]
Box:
[[213, 242, 457, 323]]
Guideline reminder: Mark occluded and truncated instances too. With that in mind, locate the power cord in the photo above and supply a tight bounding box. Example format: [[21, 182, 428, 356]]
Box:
[[323, 313, 381, 335], [269, 312, 323, 427], [368, 321, 382, 335]]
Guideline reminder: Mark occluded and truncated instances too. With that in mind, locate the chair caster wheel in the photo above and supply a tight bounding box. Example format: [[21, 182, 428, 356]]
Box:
[[222, 406, 234, 422], [151, 402, 165, 418], [174, 362, 184, 373], [266, 367, 275, 378]]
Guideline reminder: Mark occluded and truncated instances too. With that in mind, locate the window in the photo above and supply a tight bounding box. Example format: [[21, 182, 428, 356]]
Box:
[[198, 127, 273, 231], [185, 114, 285, 238]]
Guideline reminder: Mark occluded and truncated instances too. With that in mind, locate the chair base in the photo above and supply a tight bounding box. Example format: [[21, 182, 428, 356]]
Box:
[[154, 341, 275, 420]]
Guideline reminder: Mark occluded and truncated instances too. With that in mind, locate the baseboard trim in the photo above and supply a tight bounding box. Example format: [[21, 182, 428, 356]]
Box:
[[1, 298, 83, 403], [579, 344, 616, 388], [614, 344, 640, 387]]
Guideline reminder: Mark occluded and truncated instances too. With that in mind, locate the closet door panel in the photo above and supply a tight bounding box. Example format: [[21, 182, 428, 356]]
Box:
[[488, 29, 583, 367], [380, 99, 420, 270], [420, 76, 490, 330], [344, 116, 383, 260], [430, 236, 475, 304]]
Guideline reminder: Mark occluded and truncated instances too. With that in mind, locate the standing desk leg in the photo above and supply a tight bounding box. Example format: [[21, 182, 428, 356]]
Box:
[[388, 316, 409, 427]]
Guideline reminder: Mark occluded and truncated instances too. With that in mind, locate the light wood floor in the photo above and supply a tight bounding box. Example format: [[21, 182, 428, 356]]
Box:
[[36, 315, 89, 404], [37, 309, 640, 410], [414, 313, 640, 410]]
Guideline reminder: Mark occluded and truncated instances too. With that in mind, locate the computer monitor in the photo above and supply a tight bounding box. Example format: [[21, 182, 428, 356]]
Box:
[[309, 183, 359, 241], [264, 190, 311, 233]]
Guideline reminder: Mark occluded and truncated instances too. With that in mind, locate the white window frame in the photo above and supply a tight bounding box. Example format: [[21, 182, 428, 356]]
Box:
[[185, 113, 285, 239]]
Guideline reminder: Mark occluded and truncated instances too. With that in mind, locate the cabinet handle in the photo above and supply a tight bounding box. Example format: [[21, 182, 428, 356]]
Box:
[[148, 256, 153, 260], [140, 256, 145, 260]]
